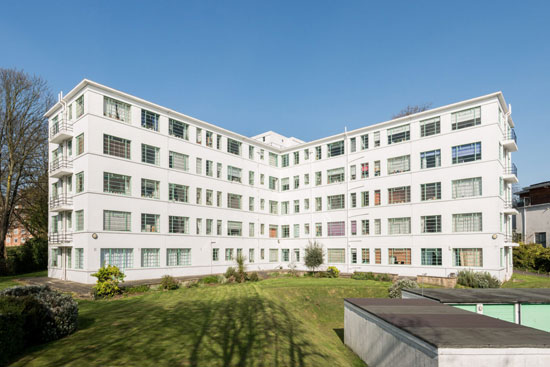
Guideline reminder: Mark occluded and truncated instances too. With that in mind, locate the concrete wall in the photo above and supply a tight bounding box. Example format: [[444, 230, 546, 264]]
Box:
[[438, 348, 550, 367], [516, 204, 550, 246]]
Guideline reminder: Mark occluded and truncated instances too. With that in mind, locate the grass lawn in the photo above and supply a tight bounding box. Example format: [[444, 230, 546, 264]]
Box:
[[0, 270, 47, 290], [502, 273, 550, 288], [10, 277, 392, 367]]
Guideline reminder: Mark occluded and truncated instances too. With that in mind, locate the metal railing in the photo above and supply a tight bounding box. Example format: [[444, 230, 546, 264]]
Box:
[[50, 158, 73, 173], [503, 129, 517, 144], [48, 232, 73, 244], [50, 116, 73, 139], [49, 194, 73, 210], [503, 163, 517, 177]]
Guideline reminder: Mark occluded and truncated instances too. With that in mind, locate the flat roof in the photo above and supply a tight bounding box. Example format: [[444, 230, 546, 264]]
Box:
[[403, 288, 550, 304], [345, 298, 550, 349]]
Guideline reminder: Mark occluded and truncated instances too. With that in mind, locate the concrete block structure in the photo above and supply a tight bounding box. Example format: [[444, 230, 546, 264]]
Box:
[[344, 298, 550, 367], [515, 181, 550, 247], [46, 80, 518, 283]]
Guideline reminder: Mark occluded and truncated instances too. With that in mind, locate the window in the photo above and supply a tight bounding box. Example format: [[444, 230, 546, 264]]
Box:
[[249, 171, 255, 185], [282, 154, 289, 167], [269, 176, 278, 190], [212, 248, 219, 260], [282, 225, 290, 238], [249, 197, 255, 211], [227, 166, 242, 183], [103, 97, 130, 122], [141, 249, 160, 267], [452, 142, 482, 164], [374, 131, 380, 147], [217, 134, 222, 149], [361, 191, 369, 207], [100, 248, 132, 269], [141, 109, 159, 131], [206, 131, 213, 147], [327, 167, 345, 184], [420, 117, 440, 137], [103, 172, 131, 195], [388, 186, 410, 204], [452, 106, 481, 130], [141, 213, 159, 232], [196, 188, 202, 204], [75, 95, 84, 118], [350, 165, 356, 180], [167, 249, 191, 266], [293, 249, 300, 262], [362, 249, 370, 264], [196, 128, 202, 144], [249, 248, 255, 262], [76, 172, 84, 193], [227, 138, 242, 155], [269, 249, 278, 262], [361, 220, 369, 235], [269, 225, 278, 238], [361, 163, 369, 178], [421, 215, 441, 233], [374, 161, 381, 176], [421, 248, 442, 266], [281, 201, 289, 215], [388, 217, 411, 234], [327, 140, 344, 157], [315, 146, 322, 160], [169, 151, 189, 171], [206, 160, 213, 176], [225, 248, 234, 261], [315, 197, 322, 211], [196, 158, 202, 174], [350, 137, 356, 152], [453, 213, 482, 232], [374, 190, 381, 206], [103, 211, 131, 231], [227, 193, 242, 209], [328, 222, 345, 236], [169, 216, 189, 233], [227, 221, 242, 236], [421, 182, 441, 201], [294, 200, 300, 213], [350, 193, 357, 208], [169, 119, 189, 140], [206, 190, 213, 206], [141, 144, 160, 165], [104, 134, 131, 159], [328, 249, 345, 263], [388, 248, 411, 265], [315, 171, 322, 186], [76, 134, 84, 155], [387, 124, 410, 144], [270, 201, 278, 214], [294, 175, 299, 189], [535, 232, 547, 247], [269, 152, 278, 167], [74, 248, 84, 269], [452, 177, 482, 198], [304, 223, 310, 235], [169, 183, 189, 202], [304, 198, 310, 210], [327, 195, 345, 210], [75, 210, 84, 231], [217, 220, 222, 235], [249, 223, 255, 237], [351, 221, 357, 235], [293, 224, 300, 238], [141, 179, 160, 199], [217, 163, 222, 178], [453, 248, 483, 267], [304, 149, 310, 160], [315, 223, 322, 237], [387, 155, 410, 174], [420, 149, 441, 169], [281, 178, 290, 191]]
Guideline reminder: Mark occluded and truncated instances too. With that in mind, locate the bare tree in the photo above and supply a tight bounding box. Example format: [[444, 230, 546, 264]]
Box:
[[392, 103, 432, 119], [0, 68, 52, 269]]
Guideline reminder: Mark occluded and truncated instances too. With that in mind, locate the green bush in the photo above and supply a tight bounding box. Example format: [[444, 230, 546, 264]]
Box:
[[326, 266, 340, 278], [248, 272, 259, 282], [388, 279, 419, 298], [200, 275, 219, 284], [304, 241, 324, 272], [92, 265, 126, 298], [3, 237, 48, 275], [123, 285, 150, 294], [377, 273, 392, 282], [160, 275, 179, 290], [225, 266, 237, 279], [235, 253, 248, 283], [513, 242, 550, 273], [0, 296, 27, 365], [457, 270, 501, 288]]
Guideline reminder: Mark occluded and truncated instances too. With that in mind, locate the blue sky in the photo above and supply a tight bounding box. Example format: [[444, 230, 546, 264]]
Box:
[[1, 1, 549, 187]]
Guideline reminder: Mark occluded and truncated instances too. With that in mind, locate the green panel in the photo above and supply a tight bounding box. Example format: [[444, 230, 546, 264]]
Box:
[[450, 304, 477, 313], [483, 304, 515, 323], [521, 304, 550, 332]]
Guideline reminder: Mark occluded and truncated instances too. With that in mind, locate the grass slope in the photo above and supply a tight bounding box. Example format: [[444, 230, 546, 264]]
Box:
[[12, 277, 390, 367], [0, 270, 47, 290], [502, 273, 550, 288]]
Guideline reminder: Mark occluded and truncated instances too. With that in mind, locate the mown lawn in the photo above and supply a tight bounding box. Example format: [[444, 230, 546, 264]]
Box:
[[11, 277, 391, 367], [0, 270, 47, 290], [502, 273, 550, 288]]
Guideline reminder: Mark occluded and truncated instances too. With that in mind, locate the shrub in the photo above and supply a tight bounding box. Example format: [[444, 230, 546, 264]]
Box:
[[200, 275, 219, 284], [326, 266, 340, 278], [225, 266, 237, 279], [160, 275, 179, 290], [0, 296, 27, 365], [92, 265, 126, 298], [3, 237, 48, 275], [185, 280, 200, 288], [388, 279, 419, 298], [235, 253, 248, 283], [217, 275, 228, 284], [304, 240, 324, 272], [123, 285, 150, 294], [248, 272, 259, 282], [457, 270, 501, 288], [377, 273, 392, 282], [351, 271, 367, 280]]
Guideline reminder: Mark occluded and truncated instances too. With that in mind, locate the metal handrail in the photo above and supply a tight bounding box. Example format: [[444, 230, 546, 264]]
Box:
[[48, 232, 73, 244], [503, 163, 517, 176], [50, 158, 73, 173], [49, 194, 73, 209], [503, 129, 517, 144], [50, 118, 73, 139]]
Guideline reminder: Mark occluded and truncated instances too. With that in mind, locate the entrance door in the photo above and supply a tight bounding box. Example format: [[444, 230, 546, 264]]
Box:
[[61, 247, 71, 280]]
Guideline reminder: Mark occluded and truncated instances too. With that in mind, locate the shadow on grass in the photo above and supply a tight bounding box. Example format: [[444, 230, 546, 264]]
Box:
[[333, 328, 344, 344], [15, 291, 326, 367]]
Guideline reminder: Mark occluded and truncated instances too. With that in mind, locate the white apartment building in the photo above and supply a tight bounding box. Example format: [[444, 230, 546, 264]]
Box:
[[46, 80, 519, 284]]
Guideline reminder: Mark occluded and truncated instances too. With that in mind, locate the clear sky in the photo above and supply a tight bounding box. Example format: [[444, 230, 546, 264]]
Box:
[[1, 1, 549, 187]]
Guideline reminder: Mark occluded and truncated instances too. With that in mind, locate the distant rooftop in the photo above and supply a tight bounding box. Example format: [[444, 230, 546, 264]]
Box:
[[516, 181, 550, 195], [402, 288, 550, 304], [251, 131, 305, 149], [345, 298, 550, 349]]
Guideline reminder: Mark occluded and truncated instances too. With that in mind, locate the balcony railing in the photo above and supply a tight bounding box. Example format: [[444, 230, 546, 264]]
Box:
[[50, 120, 73, 140], [48, 232, 73, 244], [503, 129, 517, 144], [504, 163, 518, 177], [50, 158, 73, 173], [49, 194, 73, 210]]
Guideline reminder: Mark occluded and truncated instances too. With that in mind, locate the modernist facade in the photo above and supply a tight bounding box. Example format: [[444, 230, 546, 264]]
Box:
[[46, 80, 518, 284]]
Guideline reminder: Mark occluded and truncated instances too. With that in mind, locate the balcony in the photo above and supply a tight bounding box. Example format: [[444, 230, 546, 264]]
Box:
[[502, 200, 519, 215], [503, 163, 518, 183], [49, 194, 73, 212], [50, 158, 73, 178], [48, 231, 73, 244], [501, 129, 518, 152], [50, 117, 73, 144]]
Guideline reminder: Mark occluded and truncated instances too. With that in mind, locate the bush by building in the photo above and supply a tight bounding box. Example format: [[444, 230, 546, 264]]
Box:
[[326, 266, 340, 278], [388, 279, 419, 298], [457, 270, 501, 288], [513, 243, 550, 273], [160, 275, 179, 290], [304, 241, 324, 272], [92, 265, 126, 298]]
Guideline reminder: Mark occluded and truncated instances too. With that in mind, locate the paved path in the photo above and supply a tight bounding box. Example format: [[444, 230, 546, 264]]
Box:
[[19, 277, 94, 298]]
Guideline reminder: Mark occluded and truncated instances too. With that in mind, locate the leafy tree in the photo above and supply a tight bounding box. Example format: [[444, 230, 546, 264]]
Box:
[[304, 241, 324, 272], [392, 103, 432, 119]]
